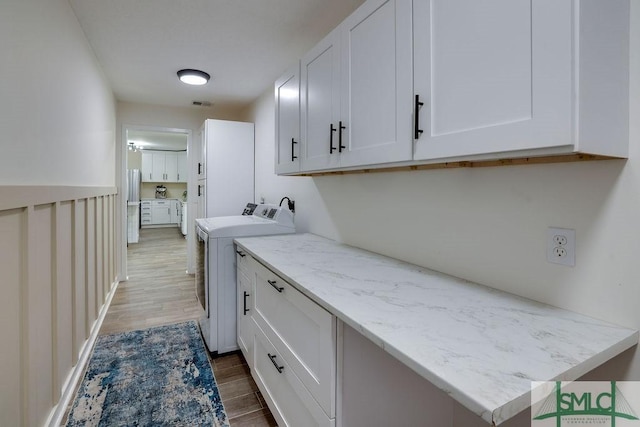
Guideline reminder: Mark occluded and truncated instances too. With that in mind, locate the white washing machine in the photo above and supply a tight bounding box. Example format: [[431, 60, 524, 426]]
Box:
[[195, 203, 296, 354]]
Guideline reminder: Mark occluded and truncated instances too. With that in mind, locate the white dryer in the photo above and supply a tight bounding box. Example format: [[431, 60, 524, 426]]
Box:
[[195, 204, 295, 354]]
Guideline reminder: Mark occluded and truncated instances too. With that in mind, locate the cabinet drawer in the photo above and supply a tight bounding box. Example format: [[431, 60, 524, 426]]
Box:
[[253, 323, 334, 427], [154, 200, 169, 206], [253, 261, 336, 417], [141, 219, 152, 224]]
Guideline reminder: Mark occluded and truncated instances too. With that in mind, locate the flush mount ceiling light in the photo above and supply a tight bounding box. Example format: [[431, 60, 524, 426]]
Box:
[[177, 69, 210, 85]]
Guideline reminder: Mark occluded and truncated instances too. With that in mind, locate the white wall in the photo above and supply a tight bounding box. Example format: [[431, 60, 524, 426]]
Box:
[[0, 1, 118, 426], [250, 1, 640, 384], [0, 0, 115, 185]]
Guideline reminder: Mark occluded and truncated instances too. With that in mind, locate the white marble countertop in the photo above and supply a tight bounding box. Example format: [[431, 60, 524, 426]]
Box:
[[234, 233, 638, 425]]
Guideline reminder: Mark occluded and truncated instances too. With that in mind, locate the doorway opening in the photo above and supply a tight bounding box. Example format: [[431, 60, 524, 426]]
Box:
[[121, 125, 192, 280]]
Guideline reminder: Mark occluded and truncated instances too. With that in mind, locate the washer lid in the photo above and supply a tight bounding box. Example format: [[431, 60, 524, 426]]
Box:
[[195, 215, 295, 238]]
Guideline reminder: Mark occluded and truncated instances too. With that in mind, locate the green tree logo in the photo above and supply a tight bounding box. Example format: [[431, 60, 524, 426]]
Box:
[[534, 381, 639, 426]]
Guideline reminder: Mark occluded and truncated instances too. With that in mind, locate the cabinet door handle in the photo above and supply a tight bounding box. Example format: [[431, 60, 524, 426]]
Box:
[[198, 185, 202, 197], [415, 94, 424, 139], [198, 162, 202, 174], [149, 173, 152, 180], [268, 353, 284, 373], [291, 138, 298, 161], [235, 250, 246, 258], [243, 291, 250, 315], [338, 121, 346, 153], [267, 279, 284, 293], [329, 124, 337, 154]]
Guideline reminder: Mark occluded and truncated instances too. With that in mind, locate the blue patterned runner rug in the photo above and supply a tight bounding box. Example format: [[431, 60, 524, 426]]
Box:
[[66, 321, 229, 426]]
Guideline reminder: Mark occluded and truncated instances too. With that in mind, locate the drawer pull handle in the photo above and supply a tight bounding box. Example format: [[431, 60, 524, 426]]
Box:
[[236, 250, 246, 258], [267, 280, 283, 293], [243, 291, 250, 315], [268, 353, 284, 373]]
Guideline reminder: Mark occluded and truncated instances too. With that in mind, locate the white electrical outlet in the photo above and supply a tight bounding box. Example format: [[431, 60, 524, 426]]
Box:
[[547, 227, 576, 266]]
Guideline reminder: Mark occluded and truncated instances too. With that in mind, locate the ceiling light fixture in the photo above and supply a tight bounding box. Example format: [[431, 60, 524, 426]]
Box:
[[177, 69, 210, 86]]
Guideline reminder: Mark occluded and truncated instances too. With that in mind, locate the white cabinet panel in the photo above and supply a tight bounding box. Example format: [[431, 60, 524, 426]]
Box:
[[252, 260, 336, 417], [141, 152, 153, 182], [339, 0, 413, 167], [300, 28, 341, 172], [141, 150, 186, 183], [414, 0, 628, 161], [164, 152, 178, 182], [177, 152, 187, 183], [298, 0, 412, 173], [275, 63, 301, 174], [253, 323, 334, 427]]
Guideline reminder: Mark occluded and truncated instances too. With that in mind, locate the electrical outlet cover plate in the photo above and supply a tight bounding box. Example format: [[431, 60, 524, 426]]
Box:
[[547, 227, 576, 266]]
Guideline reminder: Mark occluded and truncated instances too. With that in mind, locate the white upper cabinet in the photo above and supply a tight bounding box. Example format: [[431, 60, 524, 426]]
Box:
[[177, 152, 187, 183], [275, 63, 301, 174], [300, 28, 341, 172], [299, 0, 412, 173], [284, 0, 629, 175], [413, 0, 630, 161], [141, 150, 187, 183], [339, 0, 413, 168]]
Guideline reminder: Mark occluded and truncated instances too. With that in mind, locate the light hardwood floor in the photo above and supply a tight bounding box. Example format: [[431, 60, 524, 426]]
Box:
[[100, 227, 277, 426]]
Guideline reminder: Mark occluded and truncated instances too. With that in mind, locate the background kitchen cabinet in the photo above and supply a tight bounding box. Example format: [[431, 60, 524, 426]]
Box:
[[274, 63, 301, 174], [298, 0, 412, 173], [176, 152, 187, 183], [141, 150, 187, 182], [413, 0, 629, 161], [141, 199, 180, 226], [151, 199, 171, 224], [170, 199, 181, 224]]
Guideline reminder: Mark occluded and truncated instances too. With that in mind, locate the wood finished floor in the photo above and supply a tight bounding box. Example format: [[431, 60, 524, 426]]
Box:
[[100, 227, 277, 426]]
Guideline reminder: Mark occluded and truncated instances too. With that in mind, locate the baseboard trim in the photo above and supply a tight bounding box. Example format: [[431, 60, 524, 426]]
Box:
[[45, 279, 120, 427]]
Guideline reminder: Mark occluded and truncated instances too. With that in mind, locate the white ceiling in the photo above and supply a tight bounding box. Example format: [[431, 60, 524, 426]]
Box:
[[68, 0, 365, 111]]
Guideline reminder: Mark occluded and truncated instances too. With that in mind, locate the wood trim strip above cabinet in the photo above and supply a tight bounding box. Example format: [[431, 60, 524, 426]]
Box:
[[296, 153, 621, 177]]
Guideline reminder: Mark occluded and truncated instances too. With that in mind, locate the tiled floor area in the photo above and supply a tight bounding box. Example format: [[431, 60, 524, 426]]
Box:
[[99, 227, 276, 426]]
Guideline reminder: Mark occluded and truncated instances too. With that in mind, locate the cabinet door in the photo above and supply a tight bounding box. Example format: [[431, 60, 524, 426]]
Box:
[[338, 0, 413, 168], [198, 124, 206, 180], [152, 202, 171, 224], [413, 0, 572, 161], [170, 200, 181, 224], [141, 152, 154, 182], [151, 152, 166, 182], [177, 152, 188, 183], [300, 28, 341, 172], [164, 152, 178, 182], [237, 266, 253, 367], [275, 63, 301, 174]]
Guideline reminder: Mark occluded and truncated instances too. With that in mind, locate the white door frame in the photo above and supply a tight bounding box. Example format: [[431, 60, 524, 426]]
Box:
[[118, 124, 193, 281]]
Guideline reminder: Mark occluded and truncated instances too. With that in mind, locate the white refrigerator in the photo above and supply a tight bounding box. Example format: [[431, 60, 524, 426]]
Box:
[[126, 169, 141, 243]]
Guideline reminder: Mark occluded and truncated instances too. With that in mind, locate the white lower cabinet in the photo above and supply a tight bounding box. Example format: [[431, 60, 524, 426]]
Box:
[[237, 253, 336, 426], [253, 323, 334, 427], [236, 250, 253, 367]]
